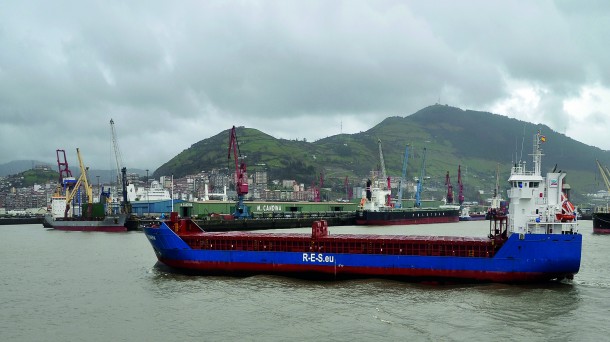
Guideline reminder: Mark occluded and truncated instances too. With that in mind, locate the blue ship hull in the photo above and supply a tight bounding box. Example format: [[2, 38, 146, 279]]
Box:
[[144, 222, 582, 283]]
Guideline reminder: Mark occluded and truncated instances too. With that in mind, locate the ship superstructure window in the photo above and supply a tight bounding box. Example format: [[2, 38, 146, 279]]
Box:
[[513, 181, 524, 188], [529, 182, 539, 188]]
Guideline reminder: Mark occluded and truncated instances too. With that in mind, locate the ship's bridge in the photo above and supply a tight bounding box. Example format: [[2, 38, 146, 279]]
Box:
[[507, 174, 544, 200]]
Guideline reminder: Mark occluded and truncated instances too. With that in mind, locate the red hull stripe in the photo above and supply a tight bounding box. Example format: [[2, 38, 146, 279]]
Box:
[[159, 258, 556, 283]]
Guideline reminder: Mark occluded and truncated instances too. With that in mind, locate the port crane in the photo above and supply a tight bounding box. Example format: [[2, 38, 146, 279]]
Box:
[[64, 148, 93, 218], [344, 176, 353, 201], [415, 147, 427, 208], [377, 139, 391, 206], [395, 145, 409, 208], [228, 126, 250, 218], [318, 172, 324, 202], [110, 119, 131, 214], [55, 149, 76, 197], [457, 165, 464, 205], [445, 171, 454, 204], [596, 159, 610, 193]]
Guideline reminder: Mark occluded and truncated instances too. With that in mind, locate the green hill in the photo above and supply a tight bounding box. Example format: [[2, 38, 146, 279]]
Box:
[[1, 168, 58, 190], [153, 105, 610, 204]]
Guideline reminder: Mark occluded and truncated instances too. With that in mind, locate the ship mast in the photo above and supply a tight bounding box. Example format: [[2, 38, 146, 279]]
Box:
[[533, 131, 544, 177]]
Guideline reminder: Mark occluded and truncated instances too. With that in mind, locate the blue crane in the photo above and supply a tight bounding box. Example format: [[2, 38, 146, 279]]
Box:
[[415, 147, 427, 208], [395, 145, 409, 208]]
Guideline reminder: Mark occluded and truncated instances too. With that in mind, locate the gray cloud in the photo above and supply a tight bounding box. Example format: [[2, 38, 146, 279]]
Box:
[[1, 0, 609, 171]]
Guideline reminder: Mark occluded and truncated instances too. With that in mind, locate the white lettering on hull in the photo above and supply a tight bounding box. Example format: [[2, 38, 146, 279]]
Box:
[[302, 253, 335, 263]]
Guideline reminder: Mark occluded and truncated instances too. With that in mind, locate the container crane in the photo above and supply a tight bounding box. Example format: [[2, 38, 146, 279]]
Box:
[[110, 119, 131, 214], [445, 171, 454, 204], [395, 145, 409, 208], [415, 147, 427, 208], [228, 126, 250, 218], [458, 165, 464, 205]]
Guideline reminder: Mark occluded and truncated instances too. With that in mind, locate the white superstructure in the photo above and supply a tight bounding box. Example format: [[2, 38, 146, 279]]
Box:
[[127, 180, 172, 202], [360, 179, 391, 212], [507, 131, 578, 236]]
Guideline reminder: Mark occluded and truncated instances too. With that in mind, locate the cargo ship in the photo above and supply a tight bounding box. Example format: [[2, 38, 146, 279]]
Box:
[[593, 160, 610, 234], [44, 195, 128, 232], [43, 212, 128, 232], [44, 148, 128, 232], [458, 207, 486, 221], [355, 180, 459, 225], [144, 131, 581, 283], [592, 210, 610, 234]]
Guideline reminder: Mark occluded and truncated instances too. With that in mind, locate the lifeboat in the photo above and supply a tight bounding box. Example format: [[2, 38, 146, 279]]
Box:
[[556, 213, 576, 222]]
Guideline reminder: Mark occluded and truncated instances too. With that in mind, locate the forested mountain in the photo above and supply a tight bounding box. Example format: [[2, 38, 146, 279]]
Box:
[[153, 105, 610, 203]]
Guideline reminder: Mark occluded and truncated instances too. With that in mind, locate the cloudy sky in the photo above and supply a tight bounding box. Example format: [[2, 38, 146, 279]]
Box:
[[1, 1, 609, 171]]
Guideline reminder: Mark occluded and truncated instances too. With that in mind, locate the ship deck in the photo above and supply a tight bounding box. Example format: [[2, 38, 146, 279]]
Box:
[[172, 230, 498, 259]]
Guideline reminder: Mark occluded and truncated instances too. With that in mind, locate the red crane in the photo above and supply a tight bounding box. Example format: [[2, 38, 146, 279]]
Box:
[[313, 172, 323, 202], [56, 149, 73, 182], [458, 165, 464, 205], [445, 171, 454, 204], [55, 149, 76, 197], [344, 176, 353, 201], [228, 126, 250, 218]]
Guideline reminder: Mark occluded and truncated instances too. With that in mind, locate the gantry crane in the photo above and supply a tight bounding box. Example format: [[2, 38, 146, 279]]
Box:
[[415, 147, 427, 208], [395, 145, 409, 208], [228, 126, 250, 218]]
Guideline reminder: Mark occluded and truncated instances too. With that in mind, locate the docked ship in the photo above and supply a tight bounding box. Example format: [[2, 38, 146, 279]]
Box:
[[593, 160, 610, 234], [459, 206, 486, 221], [143, 131, 581, 283], [43, 205, 127, 232], [355, 179, 459, 225], [592, 208, 610, 234], [44, 148, 128, 232], [127, 180, 172, 202]]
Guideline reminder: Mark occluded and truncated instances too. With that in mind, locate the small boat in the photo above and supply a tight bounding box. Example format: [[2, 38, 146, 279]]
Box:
[[143, 131, 581, 283]]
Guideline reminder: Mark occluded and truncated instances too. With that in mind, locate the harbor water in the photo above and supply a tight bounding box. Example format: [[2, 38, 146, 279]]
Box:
[[1, 220, 609, 341]]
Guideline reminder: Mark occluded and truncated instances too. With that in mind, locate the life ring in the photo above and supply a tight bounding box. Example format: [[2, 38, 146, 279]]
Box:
[[359, 198, 365, 207]]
